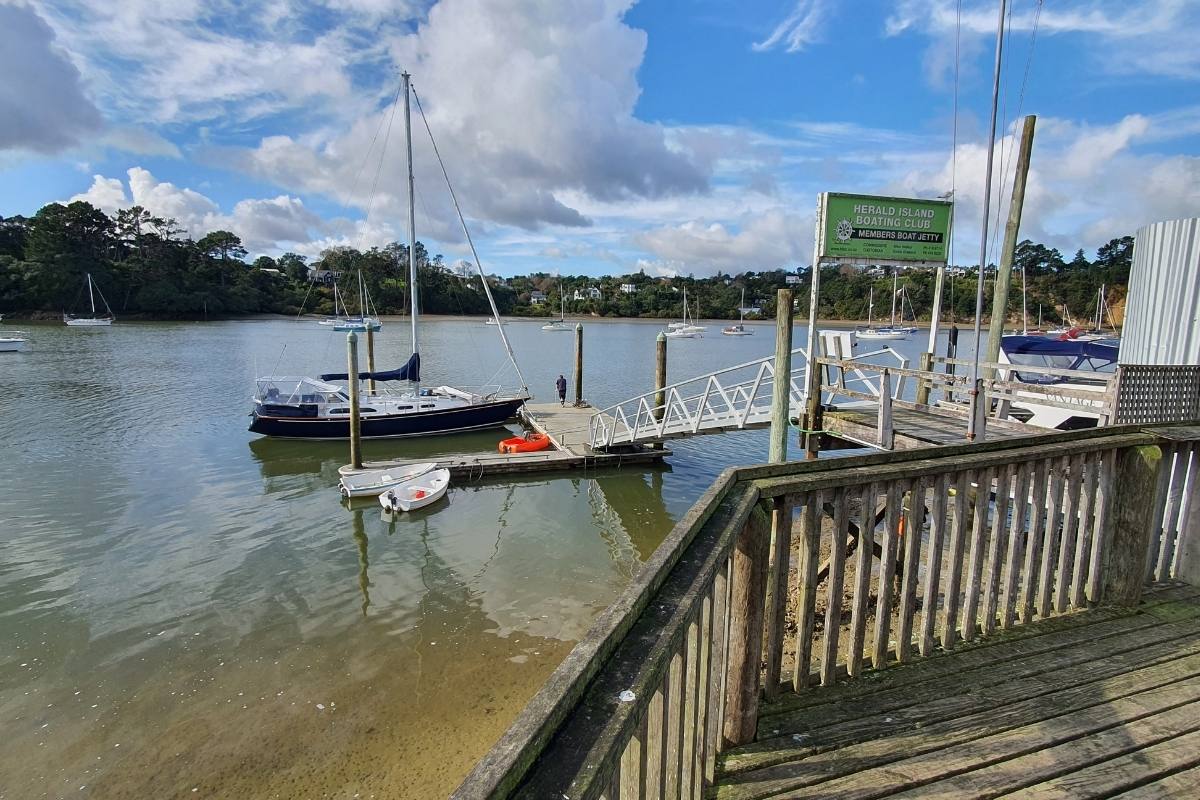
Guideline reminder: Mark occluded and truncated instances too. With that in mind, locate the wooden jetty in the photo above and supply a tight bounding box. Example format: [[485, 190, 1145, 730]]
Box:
[[342, 402, 667, 479], [453, 423, 1200, 799]]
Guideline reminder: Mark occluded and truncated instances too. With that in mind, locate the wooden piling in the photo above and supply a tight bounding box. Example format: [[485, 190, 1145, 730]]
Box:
[[366, 326, 376, 393], [574, 323, 583, 406], [654, 331, 666, 450], [916, 352, 933, 406], [986, 114, 1037, 367], [770, 288, 794, 464], [347, 331, 363, 470]]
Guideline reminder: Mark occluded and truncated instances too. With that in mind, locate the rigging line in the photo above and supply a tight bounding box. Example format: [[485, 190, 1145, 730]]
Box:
[[949, 0, 962, 269], [341, 81, 404, 222], [356, 80, 405, 253], [411, 84, 530, 396], [989, 0, 1043, 265], [987, 0, 1016, 269]]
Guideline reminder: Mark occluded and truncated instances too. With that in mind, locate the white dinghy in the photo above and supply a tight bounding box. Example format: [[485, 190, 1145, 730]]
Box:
[[338, 461, 437, 498], [378, 468, 451, 512]]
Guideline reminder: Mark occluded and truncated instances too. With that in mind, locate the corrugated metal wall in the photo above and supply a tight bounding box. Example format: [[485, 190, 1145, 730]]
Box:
[[1119, 217, 1200, 365]]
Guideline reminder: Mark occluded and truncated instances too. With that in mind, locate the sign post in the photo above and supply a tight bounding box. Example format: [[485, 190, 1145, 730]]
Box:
[[805, 192, 954, 456]]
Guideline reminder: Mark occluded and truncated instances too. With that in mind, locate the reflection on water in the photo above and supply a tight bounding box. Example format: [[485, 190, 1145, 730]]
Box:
[[0, 318, 962, 798]]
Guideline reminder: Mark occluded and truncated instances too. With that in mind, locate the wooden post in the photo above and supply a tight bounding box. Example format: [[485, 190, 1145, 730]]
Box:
[[347, 332, 363, 470], [763, 493, 794, 701], [366, 326, 376, 394], [985, 114, 1036, 368], [654, 331, 666, 450], [1177, 446, 1200, 586], [803, 258, 823, 460], [1102, 445, 1162, 605], [945, 325, 959, 403], [770, 288, 794, 464], [915, 351, 933, 406], [723, 504, 770, 747], [969, 377, 987, 441], [573, 322, 583, 406], [877, 369, 894, 450]]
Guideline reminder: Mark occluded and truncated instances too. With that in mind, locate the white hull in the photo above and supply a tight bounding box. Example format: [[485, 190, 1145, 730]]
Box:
[[379, 468, 450, 512], [0, 338, 26, 352], [721, 329, 753, 336], [541, 322, 571, 331], [339, 462, 437, 497], [855, 327, 907, 340], [64, 317, 113, 327], [664, 329, 700, 339]]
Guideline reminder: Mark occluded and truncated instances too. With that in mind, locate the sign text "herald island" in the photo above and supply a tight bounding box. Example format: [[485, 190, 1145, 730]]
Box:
[[819, 193, 953, 264]]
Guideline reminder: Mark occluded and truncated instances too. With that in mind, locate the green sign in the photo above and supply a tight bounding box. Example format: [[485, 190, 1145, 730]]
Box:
[[819, 193, 952, 263]]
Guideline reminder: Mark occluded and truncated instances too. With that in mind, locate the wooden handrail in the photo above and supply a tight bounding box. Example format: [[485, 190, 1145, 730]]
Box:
[[456, 422, 1200, 799]]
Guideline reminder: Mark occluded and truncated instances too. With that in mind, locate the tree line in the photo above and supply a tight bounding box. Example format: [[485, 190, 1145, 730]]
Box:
[[0, 200, 1132, 325]]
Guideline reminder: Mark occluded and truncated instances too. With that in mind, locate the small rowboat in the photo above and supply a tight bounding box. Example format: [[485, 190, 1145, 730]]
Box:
[[498, 432, 551, 454], [378, 468, 451, 512], [338, 461, 437, 497]]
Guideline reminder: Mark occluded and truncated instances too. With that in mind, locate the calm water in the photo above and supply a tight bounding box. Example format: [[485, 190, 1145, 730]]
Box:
[[0, 317, 961, 799]]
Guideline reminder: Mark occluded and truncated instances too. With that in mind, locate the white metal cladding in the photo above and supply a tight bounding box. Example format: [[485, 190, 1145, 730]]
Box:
[[1120, 217, 1200, 365]]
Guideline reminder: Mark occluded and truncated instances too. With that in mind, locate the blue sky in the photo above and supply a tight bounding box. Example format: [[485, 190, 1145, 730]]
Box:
[[1, 0, 1198, 277]]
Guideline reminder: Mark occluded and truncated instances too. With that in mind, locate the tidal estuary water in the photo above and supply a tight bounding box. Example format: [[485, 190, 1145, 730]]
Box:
[[0, 317, 958, 799]]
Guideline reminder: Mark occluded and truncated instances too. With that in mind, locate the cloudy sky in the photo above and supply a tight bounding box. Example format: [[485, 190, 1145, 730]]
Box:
[[1, 0, 1197, 276]]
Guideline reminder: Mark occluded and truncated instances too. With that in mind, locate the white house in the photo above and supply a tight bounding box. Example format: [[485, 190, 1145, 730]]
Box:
[[308, 269, 342, 284], [572, 287, 603, 301], [785, 274, 801, 285], [530, 290, 548, 305], [619, 283, 638, 294]]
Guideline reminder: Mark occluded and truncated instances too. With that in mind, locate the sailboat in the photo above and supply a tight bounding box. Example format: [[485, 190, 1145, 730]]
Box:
[[541, 283, 571, 331], [64, 273, 115, 326], [332, 271, 382, 331], [855, 283, 907, 340], [249, 73, 528, 440], [722, 288, 753, 336], [664, 288, 701, 338]]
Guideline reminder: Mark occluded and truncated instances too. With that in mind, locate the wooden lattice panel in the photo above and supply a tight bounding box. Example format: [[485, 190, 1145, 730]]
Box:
[[1114, 365, 1200, 424]]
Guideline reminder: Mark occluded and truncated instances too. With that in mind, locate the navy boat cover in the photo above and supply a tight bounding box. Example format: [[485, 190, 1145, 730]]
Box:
[[321, 352, 420, 383]]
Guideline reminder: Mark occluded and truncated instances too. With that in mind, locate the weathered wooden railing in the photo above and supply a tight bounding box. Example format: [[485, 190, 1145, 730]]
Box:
[[454, 424, 1200, 800]]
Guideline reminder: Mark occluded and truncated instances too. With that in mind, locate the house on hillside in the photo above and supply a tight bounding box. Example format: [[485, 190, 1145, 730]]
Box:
[[308, 269, 342, 285], [573, 287, 603, 301], [785, 274, 801, 285], [619, 283, 638, 294], [530, 290, 548, 305]]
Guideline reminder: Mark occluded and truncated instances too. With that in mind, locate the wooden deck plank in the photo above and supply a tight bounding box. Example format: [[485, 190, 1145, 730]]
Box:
[[712, 651, 1200, 799], [756, 685, 1200, 800], [727, 619, 1200, 775], [759, 613, 1200, 735], [1108, 764, 1200, 799], [1003, 727, 1200, 799]]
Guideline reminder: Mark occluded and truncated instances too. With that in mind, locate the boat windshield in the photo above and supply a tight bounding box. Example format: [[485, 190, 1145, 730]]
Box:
[[255, 377, 348, 404], [1001, 336, 1117, 385]]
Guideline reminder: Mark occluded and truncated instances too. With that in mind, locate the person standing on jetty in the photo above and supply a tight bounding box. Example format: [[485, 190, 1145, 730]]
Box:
[[556, 374, 567, 406]]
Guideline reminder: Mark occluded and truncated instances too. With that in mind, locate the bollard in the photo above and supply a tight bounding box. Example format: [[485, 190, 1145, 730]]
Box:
[[769, 288, 794, 464], [347, 332, 363, 469], [366, 326, 377, 394]]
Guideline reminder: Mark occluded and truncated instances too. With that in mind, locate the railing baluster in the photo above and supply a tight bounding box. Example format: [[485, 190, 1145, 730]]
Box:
[[1158, 447, 1190, 580], [1019, 458, 1050, 624], [1146, 445, 1176, 581], [643, 673, 666, 800], [792, 494, 821, 691], [692, 588, 713, 799], [821, 490, 851, 684], [763, 495, 795, 700], [848, 482, 878, 676], [1087, 449, 1118, 603], [1174, 445, 1200, 579], [940, 470, 972, 650], [620, 713, 645, 800], [707, 558, 730, 774], [1054, 454, 1085, 613], [679, 610, 700, 800], [896, 478, 926, 662], [1038, 456, 1068, 618], [981, 464, 1013, 636], [1071, 454, 1100, 608], [1000, 462, 1031, 629], [872, 482, 903, 668], [663, 648, 684, 797], [920, 473, 950, 657], [962, 467, 995, 642]]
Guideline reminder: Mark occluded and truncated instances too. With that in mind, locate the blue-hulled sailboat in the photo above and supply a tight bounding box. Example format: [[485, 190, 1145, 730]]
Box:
[[249, 73, 528, 440]]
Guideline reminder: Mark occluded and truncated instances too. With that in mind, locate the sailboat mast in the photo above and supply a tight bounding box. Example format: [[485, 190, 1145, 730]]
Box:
[[402, 72, 419, 383], [868, 287, 874, 326], [890, 272, 898, 326], [87, 273, 96, 316]]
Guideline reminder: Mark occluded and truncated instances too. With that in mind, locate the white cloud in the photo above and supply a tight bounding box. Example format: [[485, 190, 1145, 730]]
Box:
[[0, 3, 102, 153], [69, 167, 326, 254], [886, 0, 1200, 81], [99, 126, 182, 158], [70, 175, 129, 211], [224, 0, 708, 237], [634, 210, 811, 274], [753, 0, 832, 53]]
